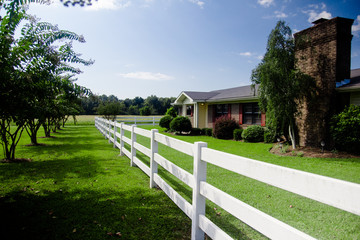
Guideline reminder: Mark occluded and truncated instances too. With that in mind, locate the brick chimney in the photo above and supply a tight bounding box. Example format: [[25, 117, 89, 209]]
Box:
[[294, 17, 354, 147]]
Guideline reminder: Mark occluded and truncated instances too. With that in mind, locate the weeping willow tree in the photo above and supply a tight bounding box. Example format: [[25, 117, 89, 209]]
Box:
[[251, 21, 315, 149]]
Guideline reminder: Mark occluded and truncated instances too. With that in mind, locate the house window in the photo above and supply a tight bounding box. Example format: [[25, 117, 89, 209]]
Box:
[[186, 106, 193, 116], [243, 103, 261, 125], [215, 104, 229, 118]]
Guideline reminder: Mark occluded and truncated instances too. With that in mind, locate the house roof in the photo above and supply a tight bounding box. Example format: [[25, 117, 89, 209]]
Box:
[[337, 68, 360, 92], [174, 68, 360, 105], [174, 84, 258, 105]]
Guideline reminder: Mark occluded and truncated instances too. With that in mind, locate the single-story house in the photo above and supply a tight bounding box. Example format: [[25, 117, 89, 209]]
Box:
[[173, 15, 360, 148], [173, 68, 360, 129], [337, 68, 360, 105]]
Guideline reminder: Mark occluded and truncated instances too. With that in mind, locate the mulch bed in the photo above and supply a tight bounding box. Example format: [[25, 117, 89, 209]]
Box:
[[270, 143, 360, 158]]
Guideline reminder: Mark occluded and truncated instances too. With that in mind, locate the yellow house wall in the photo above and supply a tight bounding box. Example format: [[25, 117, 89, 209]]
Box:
[[198, 104, 207, 128]]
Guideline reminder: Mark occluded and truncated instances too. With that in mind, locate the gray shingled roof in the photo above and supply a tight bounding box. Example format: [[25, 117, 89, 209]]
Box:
[[180, 84, 258, 102], [338, 68, 360, 91], [183, 85, 258, 101], [208, 84, 258, 101], [182, 91, 219, 101]]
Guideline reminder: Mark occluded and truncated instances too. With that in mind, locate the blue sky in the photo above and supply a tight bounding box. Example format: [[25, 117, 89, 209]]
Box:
[[27, 0, 360, 99]]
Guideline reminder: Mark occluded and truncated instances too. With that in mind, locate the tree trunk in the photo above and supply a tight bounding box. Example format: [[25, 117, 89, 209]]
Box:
[[42, 118, 51, 137], [289, 124, 296, 149], [0, 118, 25, 161], [25, 119, 42, 145]]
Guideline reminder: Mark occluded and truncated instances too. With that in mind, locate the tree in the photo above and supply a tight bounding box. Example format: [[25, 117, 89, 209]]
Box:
[[144, 95, 161, 115], [139, 106, 151, 116], [165, 107, 177, 118], [0, 1, 92, 159], [0, 2, 31, 160], [96, 102, 122, 121], [330, 105, 360, 154], [251, 21, 314, 149], [16, 17, 92, 142]]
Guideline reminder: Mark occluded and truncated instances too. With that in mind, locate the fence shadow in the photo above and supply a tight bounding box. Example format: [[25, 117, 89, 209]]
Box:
[[0, 188, 191, 240]]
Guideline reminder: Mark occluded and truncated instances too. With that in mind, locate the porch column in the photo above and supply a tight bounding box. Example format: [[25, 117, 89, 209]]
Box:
[[182, 104, 187, 116], [194, 103, 199, 128]]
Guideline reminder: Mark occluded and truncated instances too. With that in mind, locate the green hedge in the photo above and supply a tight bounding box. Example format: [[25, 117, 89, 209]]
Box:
[[241, 125, 264, 142]]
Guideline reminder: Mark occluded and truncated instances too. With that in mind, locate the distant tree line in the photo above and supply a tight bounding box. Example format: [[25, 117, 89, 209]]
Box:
[[80, 94, 176, 116]]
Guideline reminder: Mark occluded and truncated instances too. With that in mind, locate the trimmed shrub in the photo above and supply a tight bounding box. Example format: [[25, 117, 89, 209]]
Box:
[[206, 128, 213, 137], [330, 105, 360, 154], [170, 116, 192, 133], [241, 125, 264, 142], [165, 107, 178, 118], [233, 129, 243, 141], [201, 128, 212, 136], [191, 128, 201, 135], [213, 116, 240, 139], [264, 128, 277, 143], [159, 115, 173, 130], [200, 128, 207, 135]]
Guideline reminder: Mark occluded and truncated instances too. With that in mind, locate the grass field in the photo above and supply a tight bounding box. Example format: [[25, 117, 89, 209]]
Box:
[[0, 126, 191, 240], [135, 125, 360, 239], [1, 118, 360, 239]]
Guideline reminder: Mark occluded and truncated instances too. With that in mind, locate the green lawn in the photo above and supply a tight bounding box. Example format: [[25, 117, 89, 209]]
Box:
[[1, 119, 359, 239], [0, 126, 191, 240], [137, 125, 360, 240]]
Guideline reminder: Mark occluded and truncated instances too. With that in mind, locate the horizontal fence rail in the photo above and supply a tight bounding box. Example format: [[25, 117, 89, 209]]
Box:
[[94, 117, 360, 240], [115, 116, 162, 126]]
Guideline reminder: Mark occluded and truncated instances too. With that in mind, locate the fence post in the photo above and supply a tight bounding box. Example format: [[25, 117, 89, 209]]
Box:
[[108, 120, 111, 143], [130, 125, 137, 167], [191, 141, 207, 240], [120, 122, 124, 156], [100, 118, 105, 135], [150, 129, 159, 188], [134, 117, 137, 125], [113, 120, 117, 148], [104, 119, 107, 136]]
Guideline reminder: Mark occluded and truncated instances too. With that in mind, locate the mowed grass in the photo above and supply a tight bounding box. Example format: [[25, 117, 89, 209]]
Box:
[[0, 125, 191, 240], [2, 117, 360, 239], [136, 125, 360, 240]]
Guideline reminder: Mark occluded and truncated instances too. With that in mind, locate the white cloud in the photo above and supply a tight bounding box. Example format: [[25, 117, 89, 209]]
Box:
[[84, 0, 132, 11], [238, 52, 253, 57], [307, 10, 332, 23], [352, 15, 360, 37], [188, 0, 205, 9], [303, 9, 332, 23], [303, 3, 332, 23], [308, 2, 326, 10], [257, 0, 274, 8], [118, 72, 175, 81], [238, 52, 263, 60], [274, 10, 288, 18]]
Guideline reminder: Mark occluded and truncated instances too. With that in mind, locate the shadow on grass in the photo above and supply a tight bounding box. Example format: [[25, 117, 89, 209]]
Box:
[[0, 188, 191, 240]]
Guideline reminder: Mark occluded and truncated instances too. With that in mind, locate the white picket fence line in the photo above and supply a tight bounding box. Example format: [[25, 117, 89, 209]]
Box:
[[94, 117, 360, 240], [115, 116, 162, 126]]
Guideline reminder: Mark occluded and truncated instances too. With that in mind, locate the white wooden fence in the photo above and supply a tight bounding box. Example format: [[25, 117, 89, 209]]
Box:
[[115, 116, 162, 126], [95, 117, 360, 240]]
